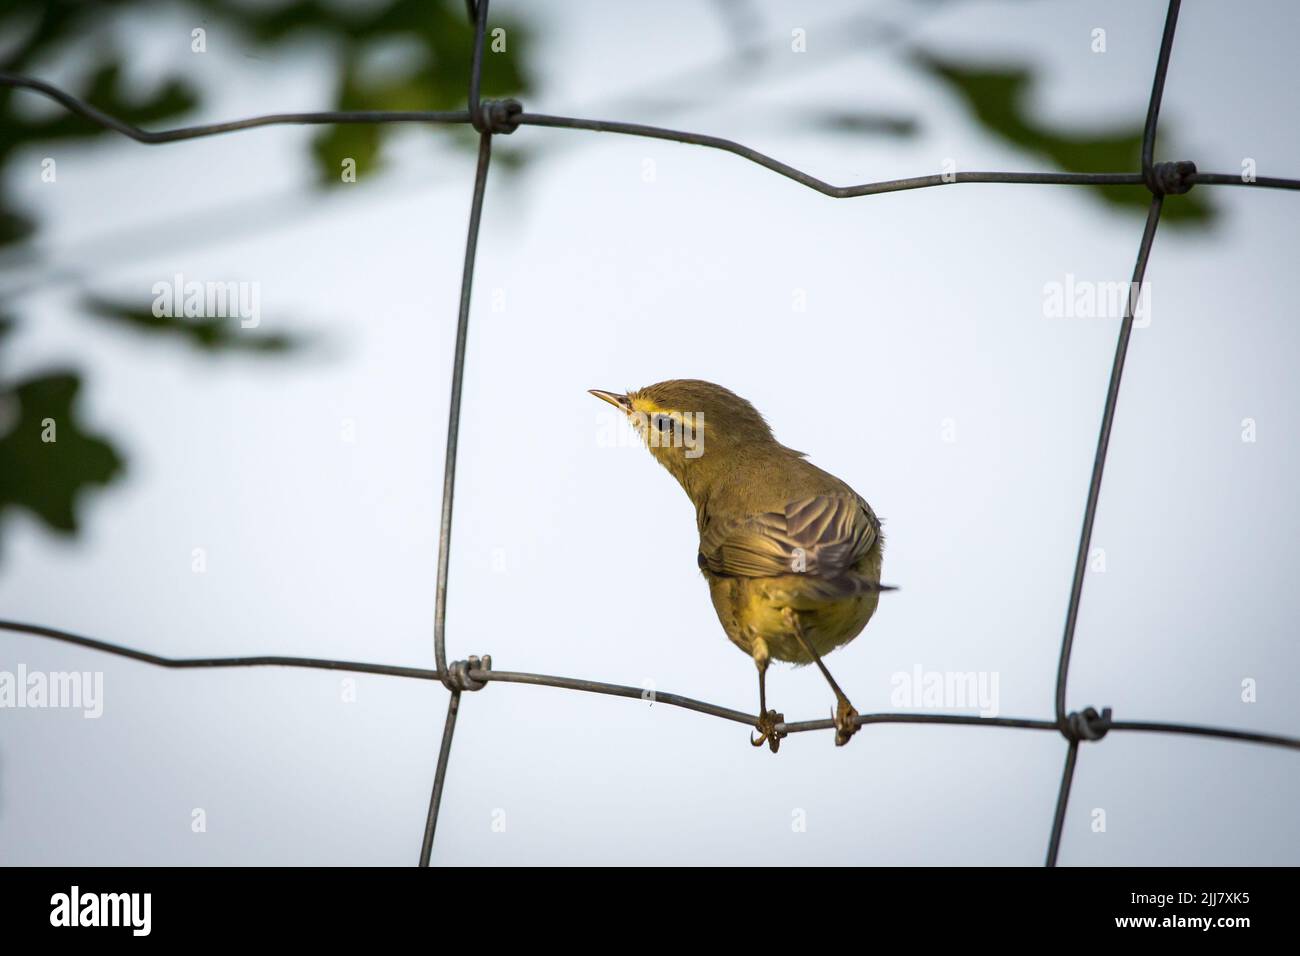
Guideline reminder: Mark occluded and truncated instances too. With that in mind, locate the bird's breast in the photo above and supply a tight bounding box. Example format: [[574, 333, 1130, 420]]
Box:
[[705, 570, 880, 664]]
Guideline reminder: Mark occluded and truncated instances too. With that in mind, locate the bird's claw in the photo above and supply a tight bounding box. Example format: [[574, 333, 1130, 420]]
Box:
[[750, 710, 786, 753], [833, 696, 859, 747]]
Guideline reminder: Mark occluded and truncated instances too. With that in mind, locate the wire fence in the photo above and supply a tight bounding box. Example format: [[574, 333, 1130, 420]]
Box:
[[2, 0, 1298, 867]]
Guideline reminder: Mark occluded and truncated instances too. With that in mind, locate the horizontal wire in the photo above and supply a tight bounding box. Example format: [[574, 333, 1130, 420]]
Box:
[[517, 113, 1146, 195], [781, 713, 1300, 750], [779, 713, 1059, 734], [1106, 720, 1300, 750], [3, 618, 1296, 750], [0, 618, 443, 680], [6, 72, 1300, 196], [0, 72, 469, 142], [1190, 172, 1300, 190], [465, 668, 756, 725]]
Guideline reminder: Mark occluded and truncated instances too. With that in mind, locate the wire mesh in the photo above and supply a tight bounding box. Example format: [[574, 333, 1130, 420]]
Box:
[[2, 0, 1298, 868]]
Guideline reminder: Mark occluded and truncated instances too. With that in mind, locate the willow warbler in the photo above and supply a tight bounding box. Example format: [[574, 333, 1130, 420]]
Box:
[[590, 380, 891, 752]]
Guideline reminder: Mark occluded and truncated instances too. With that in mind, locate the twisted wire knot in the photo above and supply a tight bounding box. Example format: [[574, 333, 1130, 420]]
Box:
[[1064, 706, 1112, 742], [1145, 160, 1197, 196], [444, 654, 492, 692], [472, 98, 523, 134]]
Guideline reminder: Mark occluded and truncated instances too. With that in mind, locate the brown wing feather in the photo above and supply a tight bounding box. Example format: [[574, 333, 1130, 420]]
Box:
[[700, 494, 878, 579]]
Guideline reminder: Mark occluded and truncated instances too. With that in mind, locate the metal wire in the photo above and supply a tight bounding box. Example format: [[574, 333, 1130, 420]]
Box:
[[433, 130, 493, 685], [1055, 194, 1165, 730], [518, 113, 1152, 196], [0, 619, 444, 682], [6, 616, 1294, 745], [5, 90, 1298, 196], [420, 690, 462, 866], [3, 0, 1298, 867], [1048, 0, 1178, 867], [0, 72, 469, 142], [1046, 740, 1080, 868]]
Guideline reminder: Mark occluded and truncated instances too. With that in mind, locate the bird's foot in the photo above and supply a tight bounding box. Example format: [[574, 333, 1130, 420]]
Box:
[[750, 710, 786, 753], [833, 695, 859, 747]]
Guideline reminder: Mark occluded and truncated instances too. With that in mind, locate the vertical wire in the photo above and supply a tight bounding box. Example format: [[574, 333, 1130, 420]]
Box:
[[1054, 194, 1164, 726], [434, 0, 493, 680], [468, 0, 490, 128], [419, 690, 463, 866], [423, 0, 495, 866], [1053, 0, 1182, 729], [1046, 0, 1182, 867], [1045, 740, 1079, 867], [433, 130, 493, 680], [1141, 0, 1183, 175]]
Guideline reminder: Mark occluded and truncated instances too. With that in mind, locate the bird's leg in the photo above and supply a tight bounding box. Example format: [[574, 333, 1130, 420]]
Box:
[[782, 607, 859, 746], [749, 638, 784, 753]]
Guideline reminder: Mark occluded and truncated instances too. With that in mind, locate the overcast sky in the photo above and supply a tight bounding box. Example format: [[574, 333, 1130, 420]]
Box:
[[2, 0, 1298, 865]]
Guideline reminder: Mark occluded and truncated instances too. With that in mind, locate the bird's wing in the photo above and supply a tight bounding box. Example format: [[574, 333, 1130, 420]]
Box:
[[699, 493, 878, 578]]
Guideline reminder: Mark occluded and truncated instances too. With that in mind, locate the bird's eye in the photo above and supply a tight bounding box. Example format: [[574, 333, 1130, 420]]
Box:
[[654, 414, 675, 433]]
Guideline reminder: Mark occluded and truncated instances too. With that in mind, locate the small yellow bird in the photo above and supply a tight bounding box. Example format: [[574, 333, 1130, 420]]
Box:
[[590, 380, 891, 752]]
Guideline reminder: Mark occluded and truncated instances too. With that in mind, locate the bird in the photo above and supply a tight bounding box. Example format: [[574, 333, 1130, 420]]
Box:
[[589, 379, 892, 752]]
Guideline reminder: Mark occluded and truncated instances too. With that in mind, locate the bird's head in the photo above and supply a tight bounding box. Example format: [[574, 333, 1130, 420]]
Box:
[[589, 379, 783, 490]]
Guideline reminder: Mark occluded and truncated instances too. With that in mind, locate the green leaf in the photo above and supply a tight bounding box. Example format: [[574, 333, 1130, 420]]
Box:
[[811, 111, 919, 138], [915, 55, 1212, 225], [190, 0, 534, 186], [82, 297, 302, 354], [0, 371, 124, 536]]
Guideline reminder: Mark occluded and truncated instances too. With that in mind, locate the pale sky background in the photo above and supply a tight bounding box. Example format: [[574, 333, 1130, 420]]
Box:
[[1, 0, 1298, 865]]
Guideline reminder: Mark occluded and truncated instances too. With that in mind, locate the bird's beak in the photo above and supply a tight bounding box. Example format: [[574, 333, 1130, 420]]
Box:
[[588, 389, 633, 413]]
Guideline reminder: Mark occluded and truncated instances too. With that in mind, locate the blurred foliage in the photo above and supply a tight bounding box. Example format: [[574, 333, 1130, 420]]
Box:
[[0, 0, 532, 240], [917, 54, 1212, 224], [83, 297, 302, 353], [0, 60, 198, 245], [0, 322, 124, 536], [0, 0, 532, 547], [812, 110, 919, 138]]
